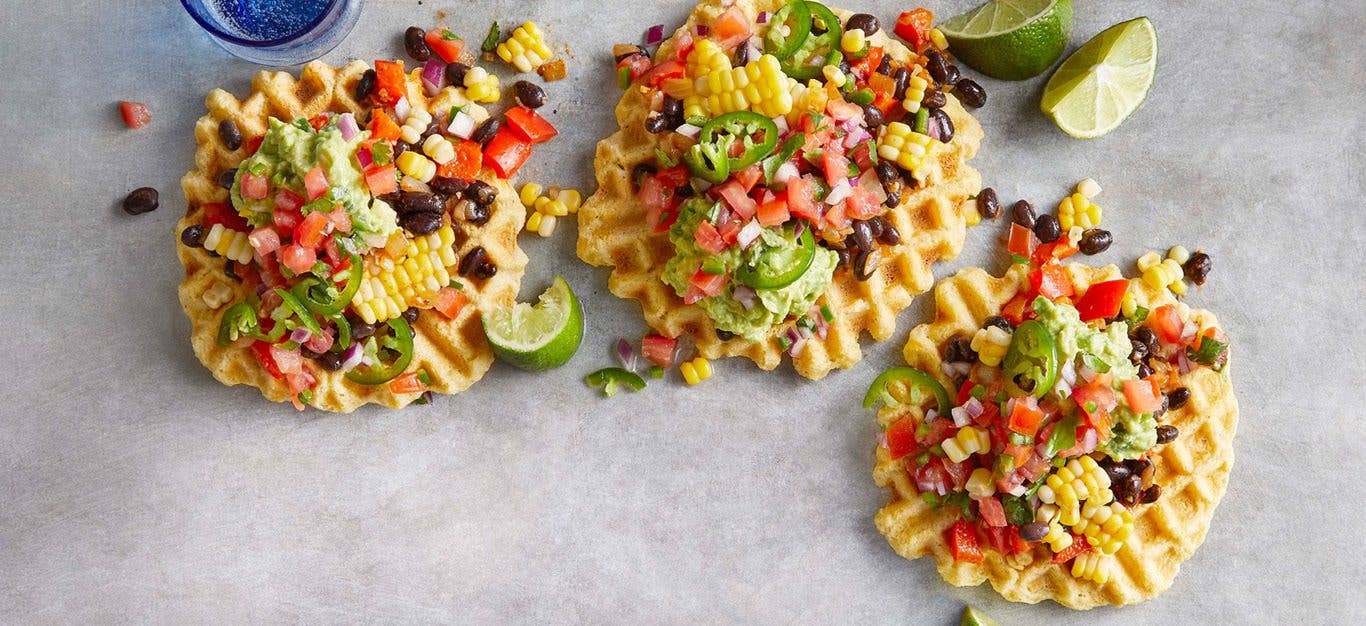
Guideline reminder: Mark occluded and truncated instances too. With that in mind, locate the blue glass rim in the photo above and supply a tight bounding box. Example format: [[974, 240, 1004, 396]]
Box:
[[178, 0, 342, 48]]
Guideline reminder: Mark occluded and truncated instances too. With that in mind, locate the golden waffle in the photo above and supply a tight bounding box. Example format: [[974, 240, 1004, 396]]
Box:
[[177, 60, 528, 412], [577, 0, 983, 379], [874, 263, 1238, 608]]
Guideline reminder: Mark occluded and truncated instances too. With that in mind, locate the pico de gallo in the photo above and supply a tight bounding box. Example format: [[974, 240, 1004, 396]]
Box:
[[614, 1, 984, 347], [181, 49, 560, 410], [867, 229, 1228, 581]]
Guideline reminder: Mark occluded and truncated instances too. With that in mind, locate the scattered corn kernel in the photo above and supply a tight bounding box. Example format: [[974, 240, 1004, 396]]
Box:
[[422, 133, 456, 165], [1120, 291, 1138, 317], [556, 188, 582, 213], [201, 280, 234, 310], [1167, 245, 1191, 265], [535, 213, 557, 237], [964, 468, 995, 498], [396, 150, 437, 183], [202, 223, 254, 264], [463, 66, 501, 103], [496, 22, 554, 73], [929, 27, 948, 50], [519, 183, 543, 207], [877, 121, 936, 180], [901, 75, 929, 113], [691, 53, 795, 118], [526, 211, 543, 233], [680, 356, 713, 385], [964, 202, 981, 227], [1137, 251, 1162, 271], [1076, 177, 1103, 198], [841, 29, 867, 55], [822, 64, 847, 88], [1068, 225, 1084, 246], [399, 108, 433, 145], [970, 326, 1011, 367], [1058, 192, 1102, 231], [543, 199, 569, 217]]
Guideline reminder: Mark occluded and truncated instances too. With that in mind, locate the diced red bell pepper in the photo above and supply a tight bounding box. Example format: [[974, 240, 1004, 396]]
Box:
[[434, 287, 469, 320], [119, 101, 151, 129], [785, 176, 821, 223], [641, 335, 679, 368], [504, 106, 559, 144], [368, 110, 402, 142], [425, 28, 465, 64], [853, 46, 885, 78], [364, 164, 398, 195], [945, 520, 984, 564], [981, 523, 1027, 555], [884, 415, 918, 460], [1150, 305, 1185, 344], [201, 202, 249, 232], [977, 496, 1007, 528], [1032, 239, 1079, 266], [1001, 291, 1035, 326], [1008, 396, 1044, 437], [308, 114, 330, 131], [1123, 378, 1163, 414], [894, 9, 935, 52], [756, 198, 790, 227], [371, 59, 407, 107], [388, 371, 428, 395], [302, 166, 329, 201], [1051, 535, 1092, 564], [1007, 223, 1037, 258], [1072, 381, 1117, 435], [483, 128, 533, 178], [436, 140, 483, 180], [714, 179, 757, 221], [1030, 260, 1075, 300], [250, 341, 284, 379], [1075, 279, 1129, 321], [295, 211, 333, 249], [694, 220, 728, 254]]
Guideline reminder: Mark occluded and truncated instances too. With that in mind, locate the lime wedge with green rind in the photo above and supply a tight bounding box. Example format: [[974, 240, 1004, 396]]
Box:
[[960, 605, 1002, 626], [482, 276, 583, 371], [939, 0, 1073, 80], [1041, 17, 1157, 139]]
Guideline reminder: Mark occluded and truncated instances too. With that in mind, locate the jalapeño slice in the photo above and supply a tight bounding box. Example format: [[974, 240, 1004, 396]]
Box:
[[274, 288, 323, 338], [1002, 320, 1060, 398], [684, 111, 779, 183], [763, 1, 813, 60], [735, 227, 815, 290], [344, 316, 414, 385], [292, 255, 363, 316], [863, 366, 953, 415], [217, 302, 259, 346], [780, 1, 843, 80]]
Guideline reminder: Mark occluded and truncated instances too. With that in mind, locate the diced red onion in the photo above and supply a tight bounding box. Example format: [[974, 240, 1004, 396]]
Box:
[[950, 406, 970, 427], [925, 408, 938, 422], [1007, 483, 1029, 497], [1079, 428, 1099, 454], [695, 24, 710, 37], [290, 328, 313, 344], [1004, 397, 1017, 420], [355, 146, 374, 169], [785, 328, 806, 356], [774, 162, 799, 185], [809, 54, 825, 66], [1078, 363, 1097, 383], [792, 221, 807, 238], [645, 24, 665, 45], [843, 126, 872, 149], [733, 285, 757, 310], [964, 397, 984, 419], [392, 97, 411, 123], [941, 361, 970, 379], [615, 338, 637, 371], [341, 343, 364, 371], [676, 123, 702, 139], [927, 115, 941, 141], [1054, 380, 1072, 399], [736, 220, 762, 248], [772, 115, 789, 135], [447, 110, 476, 139], [337, 112, 360, 141], [824, 179, 852, 205], [1177, 352, 1193, 374], [1180, 321, 1198, 343], [757, 11, 769, 23], [422, 58, 446, 96], [1060, 360, 1077, 386]]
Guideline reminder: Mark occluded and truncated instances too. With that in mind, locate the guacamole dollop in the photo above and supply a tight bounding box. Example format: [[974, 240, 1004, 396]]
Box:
[[231, 117, 395, 238], [661, 199, 836, 341], [1100, 405, 1158, 460], [1033, 297, 1137, 380]]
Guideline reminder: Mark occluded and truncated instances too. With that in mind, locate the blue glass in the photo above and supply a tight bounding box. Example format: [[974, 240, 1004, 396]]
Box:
[[180, 0, 363, 66]]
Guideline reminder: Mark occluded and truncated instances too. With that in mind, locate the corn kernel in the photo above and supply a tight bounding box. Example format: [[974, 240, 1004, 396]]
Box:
[[536, 213, 557, 237], [497, 22, 554, 73], [929, 27, 948, 50], [1076, 178, 1103, 198], [422, 134, 456, 165], [519, 183, 543, 207], [1137, 251, 1162, 271], [1167, 245, 1190, 264], [680, 357, 712, 385], [841, 29, 866, 55], [201, 280, 234, 310], [556, 188, 582, 212], [877, 121, 936, 179], [526, 211, 543, 233], [970, 326, 1011, 367], [348, 224, 459, 324], [543, 199, 569, 217], [396, 150, 436, 183], [399, 108, 433, 145], [965, 468, 995, 498]]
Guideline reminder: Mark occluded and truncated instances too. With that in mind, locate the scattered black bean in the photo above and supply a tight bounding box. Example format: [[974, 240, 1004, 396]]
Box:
[[1033, 214, 1061, 243], [1100, 460, 1132, 485], [218, 119, 243, 150], [122, 187, 159, 215], [316, 351, 344, 371], [1079, 228, 1113, 255], [925, 50, 951, 84], [944, 336, 978, 363], [471, 118, 500, 145], [1140, 485, 1162, 504], [845, 13, 880, 36], [1155, 425, 1179, 444], [854, 247, 882, 281], [1115, 473, 1143, 506], [631, 163, 657, 189], [835, 247, 853, 268], [445, 62, 470, 86], [882, 189, 901, 208], [466, 180, 497, 206], [1010, 200, 1036, 229], [400, 211, 443, 235], [217, 168, 238, 189], [1124, 457, 1153, 476], [875, 218, 901, 245], [391, 191, 443, 215], [180, 225, 205, 248], [404, 26, 431, 61], [942, 62, 961, 86], [459, 246, 490, 278], [983, 316, 1013, 332], [513, 80, 547, 109], [1020, 521, 1050, 542], [732, 43, 751, 66], [953, 78, 987, 108], [1130, 338, 1149, 362], [1137, 362, 1154, 379], [1134, 326, 1158, 352], [921, 89, 947, 110], [1152, 395, 1169, 422], [1168, 386, 1191, 409], [1185, 251, 1212, 285], [459, 198, 489, 225], [976, 187, 1001, 219], [661, 96, 684, 128], [850, 220, 874, 251], [356, 69, 376, 101], [350, 320, 376, 341], [930, 108, 954, 143], [473, 260, 497, 279], [430, 175, 470, 197], [401, 307, 420, 324], [861, 104, 884, 128], [644, 114, 669, 134], [892, 67, 910, 101], [876, 55, 892, 76]]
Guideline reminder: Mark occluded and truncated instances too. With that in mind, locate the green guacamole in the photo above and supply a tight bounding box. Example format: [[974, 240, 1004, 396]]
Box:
[[1100, 405, 1158, 460], [661, 199, 836, 341], [1033, 297, 1138, 380], [231, 117, 396, 238]]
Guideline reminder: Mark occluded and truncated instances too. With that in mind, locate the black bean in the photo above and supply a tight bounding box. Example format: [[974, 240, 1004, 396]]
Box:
[[953, 78, 987, 108], [1155, 425, 1179, 444], [396, 191, 443, 215], [930, 108, 954, 143], [400, 211, 443, 235], [976, 187, 1001, 219], [861, 104, 884, 128], [661, 96, 683, 127], [1019, 521, 1049, 542], [983, 316, 1013, 332], [1140, 485, 1162, 504], [1130, 339, 1149, 362], [1185, 251, 1212, 285], [644, 114, 669, 133], [854, 246, 882, 281], [921, 89, 947, 110], [466, 180, 497, 206], [122, 187, 159, 215], [218, 119, 243, 150], [1115, 474, 1142, 506], [404, 26, 431, 61], [631, 163, 656, 189], [513, 80, 547, 109], [474, 260, 497, 279], [1124, 457, 1153, 476], [925, 50, 951, 84], [355, 69, 377, 101], [715, 328, 736, 340], [471, 118, 500, 145], [876, 219, 901, 245], [1033, 214, 1061, 243], [1134, 326, 1158, 352], [316, 351, 344, 371], [943, 63, 961, 86], [1152, 395, 1169, 422], [459, 246, 489, 277], [845, 13, 880, 36], [732, 43, 751, 66], [1101, 461, 1132, 485], [851, 220, 874, 251], [445, 62, 470, 86], [834, 247, 853, 268], [350, 320, 377, 341], [876, 55, 892, 76], [1079, 228, 1113, 255], [224, 261, 242, 281], [1137, 362, 1154, 379], [217, 168, 238, 189], [180, 225, 205, 248], [1010, 200, 1036, 229], [882, 189, 902, 208], [399, 307, 419, 324], [892, 67, 910, 101], [430, 175, 470, 196], [875, 161, 899, 187], [1168, 387, 1191, 409], [944, 336, 977, 363]]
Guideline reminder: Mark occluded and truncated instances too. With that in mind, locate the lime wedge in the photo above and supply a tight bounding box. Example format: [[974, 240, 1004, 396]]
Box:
[[482, 276, 583, 371], [1041, 17, 1157, 139], [960, 605, 1001, 626], [939, 0, 1073, 80]]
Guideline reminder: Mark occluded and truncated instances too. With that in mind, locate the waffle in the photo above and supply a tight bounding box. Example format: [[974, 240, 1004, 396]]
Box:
[[873, 263, 1238, 609], [576, 0, 983, 379], [177, 60, 528, 412]]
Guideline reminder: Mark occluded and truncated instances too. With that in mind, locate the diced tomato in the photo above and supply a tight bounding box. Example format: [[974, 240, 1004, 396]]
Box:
[[269, 344, 304, 375], [322, 237, 342, 267], [483, 128, 533, 178], [977, 496, 1007, 528], [655, 165, 691, 189], [943, 459, 972, 491], [371, 59, 407, 107], [364, 164, 398, 195], [1075, 279, 1129, 321], [244, 135, 264, 156], [273, 207, 302, 233], [981, 523, 1027, 555], [822, 201, 849, 231], [1149, 305, 1185, 344], [1003, 443, 1033, 468], [756, 198, 790, 227], [1051, 535, 1092, 564], [641, 59, 686, 88], [274, 189, 305, 213], [821, 150, 850, 187], [995, 467, 1027, 495], [684, 270, 727, 304], [425, 28, 465, 63], [945, 520, 984, 564], [894, 9, 934, 52], [641, 335, 679, 368], [118, 101, 151, 129], [1007, 223, 1037, 258], [848, 141, 875, 172], [917, 418, 954, 448], [733, 164, 763, 192], [436, 140, 483, 180], [368, 110, 402, 142], [201, 202, 249, 232], [304, 329, 334, 354], [302, 166, 329, 201], [327, 205, 352, 233], [433, 287, 469, 320], [504, 106, 558, 144], [846, 173, 886, 219], [639, 175, 680, 232], [1000, 291, 1034, 326], [1008, 396, 1044, 437], [1123, 378, 1163, 414], [670, 31, 696, 61], [1032, 239, 1079, 266], [247, 227, 281, 257], [388, 371, 429, 395], [295, 211, 333, 249], [1073, 381, 1117, 430], [715, 219, 743, 245], [280, 244, 317, 274], [711, 7, 752, 48], [239, 172, 269, 200], [1030, 260, 1074, 300], [694, 220, 728, 254], [914, 457, 952, 495], [1019, 452, 1052, 482], [308, 114, 330, 131], [250, 342, 284, 379], [884, 415, 918, 460], [616, 54, 653, 83], [714, 180, 757, 221]]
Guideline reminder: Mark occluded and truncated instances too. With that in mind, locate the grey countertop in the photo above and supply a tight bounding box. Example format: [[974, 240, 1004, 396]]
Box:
[[1, 0, 1362, 622]]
